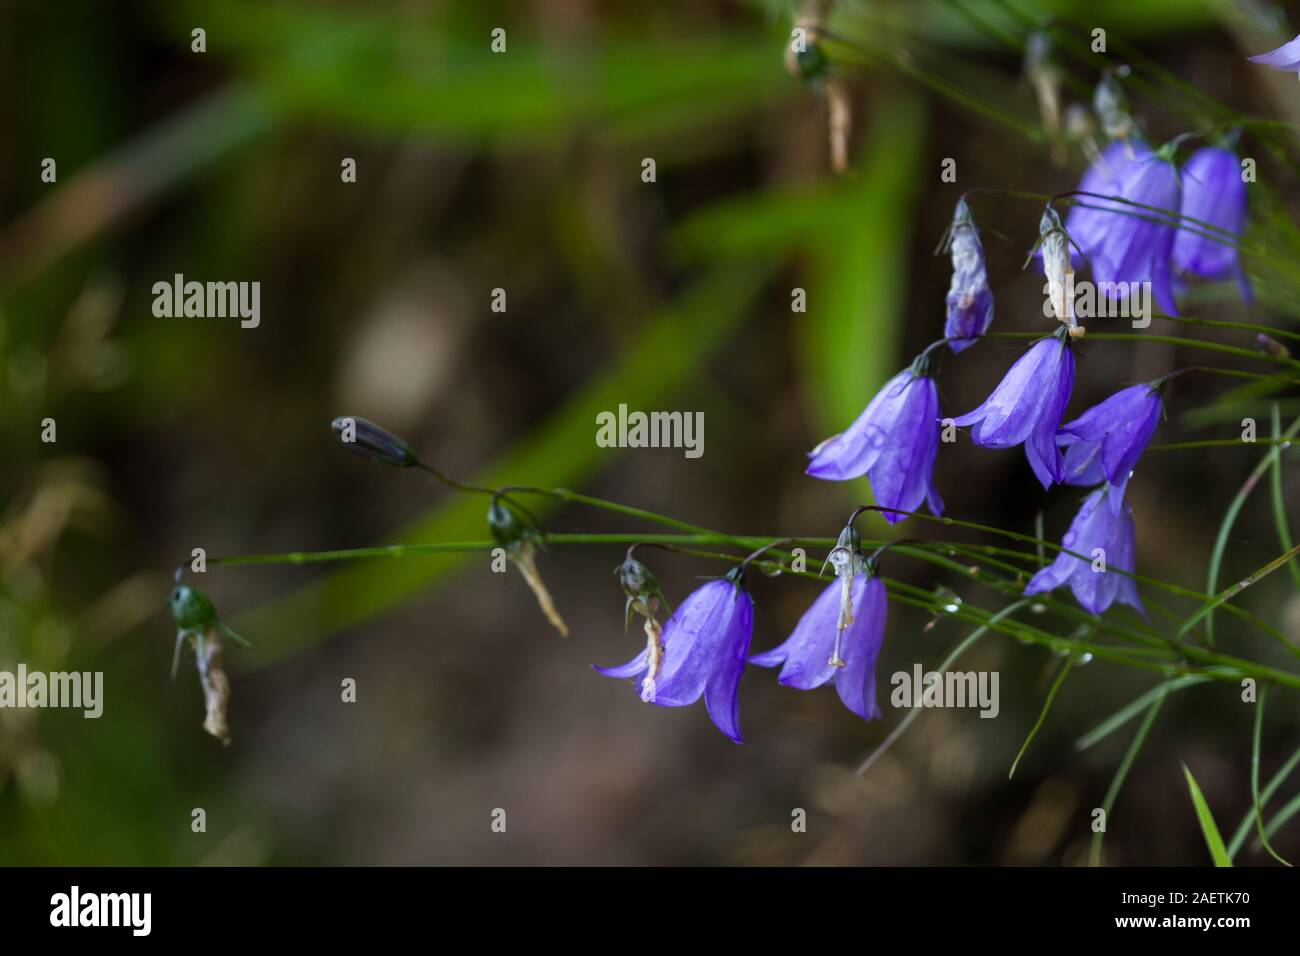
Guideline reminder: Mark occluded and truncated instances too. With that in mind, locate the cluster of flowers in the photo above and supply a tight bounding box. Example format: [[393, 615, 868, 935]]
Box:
[[588, 97, 1260, 745]]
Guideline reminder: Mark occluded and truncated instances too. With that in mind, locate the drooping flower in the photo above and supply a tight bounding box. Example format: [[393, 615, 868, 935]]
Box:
[[750, 570, 887, 722], [1038, 208, 1078, 334], [488, 497, 569, 637], [596, 575, 754, 743], [1085, 149, 1182, 317], [1057, 383, 1162, 511], [1024, 487, 1145, 617], [951, 331, 1075, 489], [1248, 35, 1300, 71], [806, 359, 943, 523], [943, 199, 995, 351], [169, 576, 248, 745], [1172, 146, 1252, 302], [615, 552, 672, 702], [1064, 140, 1151, 269]]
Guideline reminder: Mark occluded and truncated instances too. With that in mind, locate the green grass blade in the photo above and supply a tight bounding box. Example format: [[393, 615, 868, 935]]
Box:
[[1182, 763, 1233, 867], [1250, 685, 1293, 866], [1270, 404, 1300, 589], [1009, 654, 1074, 780], [1075, 675, 1208, 752], [1196, 413, 1300, 644], [1229, 745, 1300, 859], [1262, 792, 1300, 844]]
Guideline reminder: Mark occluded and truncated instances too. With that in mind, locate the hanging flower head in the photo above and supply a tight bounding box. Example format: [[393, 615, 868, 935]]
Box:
[[489, 496, 569, 637], [1023, 487, 1145, 617], [806, 350, 944, 524], [1057, 382, 1163, 511], [751, 518, 888, 721], [1037, 207, 1080, 336], [1086, 147, 1182, 317], [615, 549, 672, 702], [596, 544, 774, 743], [942, 199, 995, 351], [169, 573, 249, 745], [951, 329, 1075, 489], [1172, 145, 1252, 302], [1065, 140, 1152, 269]]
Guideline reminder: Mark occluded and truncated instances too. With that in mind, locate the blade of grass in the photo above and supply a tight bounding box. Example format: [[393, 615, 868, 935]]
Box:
[[1075, 675, 1209, 752], [1250, 685, 1293, 865], [1269, 404, 1300, 589], [1229, 745, 1300, 859], [1009, 651, 1074, 780], [1182, 763, 1233, 866], [1194, 413, 1300, 645]]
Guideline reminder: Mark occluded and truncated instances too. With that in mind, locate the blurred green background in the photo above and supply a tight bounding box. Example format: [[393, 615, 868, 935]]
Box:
[[1, 0, 1298, 865]]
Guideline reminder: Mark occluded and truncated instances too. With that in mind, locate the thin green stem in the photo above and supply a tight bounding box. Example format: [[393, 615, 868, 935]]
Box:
[[1193, 413, 1300, 644], [1009, 652, 1075, 780], [1090, 684, 1169, 867], [1251, 685, 1292, 866], [1269, 405, 1300, 589], [1229, 747, 1300, 859]]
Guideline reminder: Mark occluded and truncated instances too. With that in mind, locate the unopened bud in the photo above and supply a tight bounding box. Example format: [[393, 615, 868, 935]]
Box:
[[330, 416, 418, 467]]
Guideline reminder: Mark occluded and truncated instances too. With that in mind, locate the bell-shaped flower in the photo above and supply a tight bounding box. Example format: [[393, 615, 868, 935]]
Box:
[[750, 572, 887, 721], [943, 199, 994, 351], [1023, 488, 1145, 617], [1089, 151, 1181, 316], [806, 363, 943, 524], [1172, 146, 1252, 302], [596, 576, 754, 743], [1065, 140, 1151, 266], [951, 332, 1075, 489], [1249, 35, 1300, 71], [1057, 383, 1162, 511]]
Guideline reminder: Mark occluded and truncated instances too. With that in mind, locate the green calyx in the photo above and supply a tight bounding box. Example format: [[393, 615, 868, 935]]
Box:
[[170, 583, 219, 633]]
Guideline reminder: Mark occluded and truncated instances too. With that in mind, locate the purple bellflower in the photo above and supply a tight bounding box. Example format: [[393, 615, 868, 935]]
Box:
[[1057, 382, 1162, 512], [1249, 35, 1300, 71], [1088, 149, 1182, 317], [1064, 140, 1151, 268], [751, 572, 887, 721], [951, 330, 1075, 489], [943, 199, 995, 351], [806, 355, 944, 524], [751, 523, 888, 721], [1024, 487, 1145, 617], [1172, 146, 1252, 302], [596, 574, 753, 743]]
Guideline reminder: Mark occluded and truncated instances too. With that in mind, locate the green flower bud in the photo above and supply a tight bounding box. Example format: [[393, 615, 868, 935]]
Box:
[[170, 583, 219, 633]]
